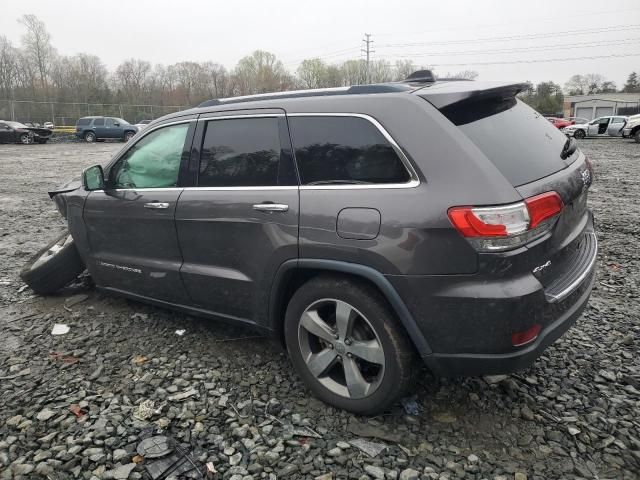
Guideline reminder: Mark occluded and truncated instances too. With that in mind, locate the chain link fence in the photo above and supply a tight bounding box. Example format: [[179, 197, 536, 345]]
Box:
[[0, 100, 190, 127]]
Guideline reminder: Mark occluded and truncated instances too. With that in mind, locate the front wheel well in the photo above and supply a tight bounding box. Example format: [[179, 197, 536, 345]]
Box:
[[631, 125, 640, 135]]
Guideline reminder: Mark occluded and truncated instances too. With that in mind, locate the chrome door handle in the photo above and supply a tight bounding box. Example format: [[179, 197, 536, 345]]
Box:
[[252, 203, 289, 212], [144, 202, 169, 209]]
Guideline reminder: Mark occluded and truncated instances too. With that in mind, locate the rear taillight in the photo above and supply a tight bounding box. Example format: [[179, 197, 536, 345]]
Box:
[[448, 192, 563, 252]]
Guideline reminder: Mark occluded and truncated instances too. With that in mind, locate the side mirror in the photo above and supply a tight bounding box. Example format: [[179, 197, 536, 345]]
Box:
[[82, 165, 105, 191]]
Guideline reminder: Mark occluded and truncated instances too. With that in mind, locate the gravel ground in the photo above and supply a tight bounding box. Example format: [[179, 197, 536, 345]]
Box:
[[0, 140, 638, 480]]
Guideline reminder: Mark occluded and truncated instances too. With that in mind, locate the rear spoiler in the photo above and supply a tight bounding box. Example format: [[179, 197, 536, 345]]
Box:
[[414, 80, 529, 109]]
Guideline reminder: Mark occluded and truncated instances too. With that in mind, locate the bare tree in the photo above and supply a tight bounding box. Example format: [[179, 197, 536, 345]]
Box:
[[18, 14, 54, 91], [0, 36, 19, 98], [297, 58, 328, 89]]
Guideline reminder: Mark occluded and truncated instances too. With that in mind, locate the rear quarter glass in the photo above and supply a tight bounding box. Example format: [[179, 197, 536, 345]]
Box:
[[454, 99, 572, 187]]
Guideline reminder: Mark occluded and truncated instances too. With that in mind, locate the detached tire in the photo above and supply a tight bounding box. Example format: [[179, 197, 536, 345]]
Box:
[[284, 275, 414, 415], [20, 231, 84, 295]]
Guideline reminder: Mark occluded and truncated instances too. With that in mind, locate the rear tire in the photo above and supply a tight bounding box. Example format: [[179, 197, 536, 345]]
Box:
[[284, 275, 414, 414], [20, 231, 85, 295], [84, 131, 96, 143], [574, 129, 586, 139], [634, 130, 640, 144], [124, 131, 135, 142]]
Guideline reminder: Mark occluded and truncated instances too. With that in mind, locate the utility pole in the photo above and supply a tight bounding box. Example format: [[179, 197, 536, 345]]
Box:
[[361, 33, 374, 83]]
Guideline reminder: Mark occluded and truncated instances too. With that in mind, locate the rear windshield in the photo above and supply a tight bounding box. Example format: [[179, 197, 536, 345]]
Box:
[[450, 99, 571, 186]]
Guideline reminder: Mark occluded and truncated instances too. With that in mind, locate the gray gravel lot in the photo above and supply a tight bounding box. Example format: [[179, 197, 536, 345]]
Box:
[[0, 139, 638, 480]]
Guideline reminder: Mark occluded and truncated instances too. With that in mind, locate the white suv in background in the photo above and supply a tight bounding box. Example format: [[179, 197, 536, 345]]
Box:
[[622, 114, 640, 143], [563, 116, 627, 139]]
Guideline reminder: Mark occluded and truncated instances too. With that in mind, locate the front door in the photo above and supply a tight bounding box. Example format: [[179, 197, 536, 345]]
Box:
[[83, 119, 196, 303], [175, 112, 299, 323], [588, 117, 610, 136]]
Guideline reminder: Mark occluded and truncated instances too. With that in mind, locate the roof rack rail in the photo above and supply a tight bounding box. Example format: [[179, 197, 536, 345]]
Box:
[[403, 70, 436, 83], [195, 83, 415, 108]]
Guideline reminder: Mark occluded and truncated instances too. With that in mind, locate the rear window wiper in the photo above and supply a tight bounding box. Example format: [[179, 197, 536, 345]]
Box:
[[560, 137, 577, 160], [306, 180, 373, 185]]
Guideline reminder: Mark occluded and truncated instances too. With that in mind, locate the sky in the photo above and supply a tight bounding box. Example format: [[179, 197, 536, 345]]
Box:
[[0, 0, 639, 88]]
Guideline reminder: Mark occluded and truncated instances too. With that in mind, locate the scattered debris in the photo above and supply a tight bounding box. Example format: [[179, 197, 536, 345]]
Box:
[[49, 352, 79, 364], [51, 323, 70, 335], [133, 355, 149, 365], [401, 396, 420, 415], [484, 374, 508, 385], [167, 388, 197, 401], [64, 293, 89, 308], [432, 412, 457, 423], [17, 284, 28, 293], [347, 422, 404, 443], [284, 424, 323, 439], [69, 404, 87, 418], [175, 329, 186, 336], [134, 399, 162, 421], [137, 435, 203, 479], [349, 438, 387, 457]]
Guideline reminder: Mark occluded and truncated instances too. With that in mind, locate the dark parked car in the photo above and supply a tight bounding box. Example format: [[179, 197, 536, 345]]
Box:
[[23, 71, 597, 414], [0, 120, 52, 144], [75, 116, 138, 143]]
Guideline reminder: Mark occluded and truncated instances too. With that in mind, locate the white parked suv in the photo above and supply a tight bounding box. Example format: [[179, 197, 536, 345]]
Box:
[[562, 116, 627, 139], [622, 114, 640, 143]]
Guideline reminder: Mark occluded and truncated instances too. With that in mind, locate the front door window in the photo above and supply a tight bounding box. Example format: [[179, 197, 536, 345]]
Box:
[[109, 123, 189, 189]]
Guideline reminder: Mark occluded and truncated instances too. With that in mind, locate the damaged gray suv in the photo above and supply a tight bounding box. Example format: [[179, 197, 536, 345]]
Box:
[[22, 71, 597, 414]]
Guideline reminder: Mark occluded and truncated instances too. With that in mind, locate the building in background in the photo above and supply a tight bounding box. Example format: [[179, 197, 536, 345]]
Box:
[[563, 93, 640, 120]]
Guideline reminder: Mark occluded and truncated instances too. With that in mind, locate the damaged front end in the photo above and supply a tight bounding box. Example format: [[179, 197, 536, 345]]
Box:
[[48, 177, 82, 219]]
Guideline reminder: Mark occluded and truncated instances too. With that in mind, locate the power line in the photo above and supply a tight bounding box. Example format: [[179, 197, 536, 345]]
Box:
[[376, 37, 640, 58], [412, 53, 640, 68], [377, 24, 640, 48]]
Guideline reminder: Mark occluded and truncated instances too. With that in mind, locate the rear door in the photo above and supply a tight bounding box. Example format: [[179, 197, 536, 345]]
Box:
[[0, 122, 12, 142], [608, 117, 626, 136], [83, 118, 196, 302], [92, 117, 107, 138], [175, 110, 299, 323]]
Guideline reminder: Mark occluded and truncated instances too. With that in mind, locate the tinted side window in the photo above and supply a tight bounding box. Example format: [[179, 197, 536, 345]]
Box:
[[198, 117, 283, 187], [93, 118, 105, 126], [106, 118, 115, 127], [288, 116, 411, 185], [77, 118, 91, 126], [110, 123, 189, 189]]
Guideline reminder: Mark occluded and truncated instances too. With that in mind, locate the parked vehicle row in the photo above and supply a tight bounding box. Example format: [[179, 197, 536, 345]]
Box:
[[23, 71, 598, 414], [0, 120, 53, 144]]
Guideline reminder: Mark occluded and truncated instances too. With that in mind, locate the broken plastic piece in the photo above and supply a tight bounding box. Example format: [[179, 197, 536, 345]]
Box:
[[175, 329, 186, 336], [349, 438, 387, 457], [51, 323, 69, 335]]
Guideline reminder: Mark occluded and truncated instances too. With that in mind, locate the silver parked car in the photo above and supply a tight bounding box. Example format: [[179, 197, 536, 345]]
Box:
[[562, 116, 627, 139]]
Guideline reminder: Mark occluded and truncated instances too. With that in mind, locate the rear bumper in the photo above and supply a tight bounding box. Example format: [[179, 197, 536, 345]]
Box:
[[423, 269, 594, 376], [388, 213, 597, 377]]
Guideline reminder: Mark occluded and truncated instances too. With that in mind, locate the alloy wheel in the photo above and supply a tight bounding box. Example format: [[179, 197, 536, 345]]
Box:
[[297, 298, 385, 399]]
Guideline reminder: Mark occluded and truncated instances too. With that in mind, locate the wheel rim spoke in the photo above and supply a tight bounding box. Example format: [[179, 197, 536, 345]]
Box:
[[342, 356, 370, 398], [349, 339, 384, 365], [306, 348, 338, 377], [300, 310, 335, 342], [335, 300, 356, 339]]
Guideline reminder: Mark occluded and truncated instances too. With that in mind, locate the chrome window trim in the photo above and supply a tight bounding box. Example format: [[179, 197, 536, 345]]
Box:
[[287, 112, 420, 190], [198, 113, 284, 122]]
